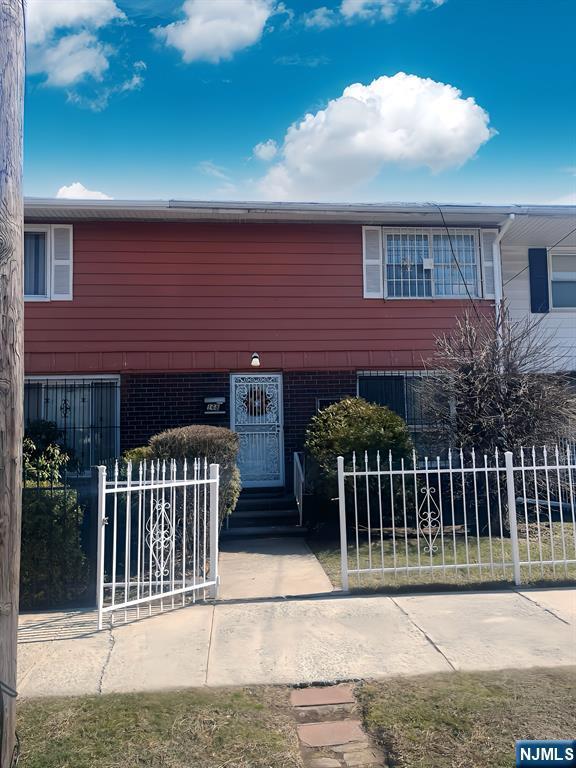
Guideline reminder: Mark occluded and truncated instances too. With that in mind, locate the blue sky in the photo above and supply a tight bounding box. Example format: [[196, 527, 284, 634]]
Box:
[[24, 0, 576, 204]]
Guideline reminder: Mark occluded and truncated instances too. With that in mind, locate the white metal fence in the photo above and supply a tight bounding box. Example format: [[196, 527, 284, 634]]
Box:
[[338, 445, 576, 591], [97, 458, 219, 629]]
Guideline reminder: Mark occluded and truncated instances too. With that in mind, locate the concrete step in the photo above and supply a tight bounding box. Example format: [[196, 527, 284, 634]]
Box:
[[236, 493, 296, 512], [227, 513, 300, 529], [221, 524, 308, 538], [232, 507, 298, 520]]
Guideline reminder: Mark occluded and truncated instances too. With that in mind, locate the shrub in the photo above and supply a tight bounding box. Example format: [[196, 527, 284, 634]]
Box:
[[305, 397, 413, 500], [122, 445, 153, 465], [148, 425, 241, 522], [24, 419, 63, 453], [23, 437, 69, 484], [21, 441, 88, 609]]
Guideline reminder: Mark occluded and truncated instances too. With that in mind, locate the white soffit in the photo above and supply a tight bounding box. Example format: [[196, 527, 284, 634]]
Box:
[[502, 215, 576, 247]]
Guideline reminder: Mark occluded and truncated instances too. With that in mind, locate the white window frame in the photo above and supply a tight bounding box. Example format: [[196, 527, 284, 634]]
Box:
[[24, 224, 51, 301], [548, 247, 576, 311], [362, 227, 485, 300], [24, 223, 73, 301]]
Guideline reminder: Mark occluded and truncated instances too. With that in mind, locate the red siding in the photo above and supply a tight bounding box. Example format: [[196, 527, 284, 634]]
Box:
[[24, 221, 493, 374]]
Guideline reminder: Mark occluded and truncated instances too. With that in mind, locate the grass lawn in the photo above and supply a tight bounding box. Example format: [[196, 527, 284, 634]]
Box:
[[18, 670, 576, 768], [359, 667, 576, 768], [309, 523, 576, 591], [17, 687, 301, 768]]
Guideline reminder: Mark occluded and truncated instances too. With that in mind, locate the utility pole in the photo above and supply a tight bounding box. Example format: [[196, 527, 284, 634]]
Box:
[[0, 1, 25, 765]]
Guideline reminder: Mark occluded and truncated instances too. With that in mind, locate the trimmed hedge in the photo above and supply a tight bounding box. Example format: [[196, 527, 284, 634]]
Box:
[[124, 425, 241, 523], [305, 397, 413, 501]]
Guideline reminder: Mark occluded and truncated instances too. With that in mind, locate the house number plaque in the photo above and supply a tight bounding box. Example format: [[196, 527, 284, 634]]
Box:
[[204, 396, 226, 415]]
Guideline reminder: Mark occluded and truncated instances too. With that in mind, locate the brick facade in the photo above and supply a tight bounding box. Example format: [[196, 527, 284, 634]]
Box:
[[283, 370, 357, 480], [121, 372, 230, 450], [121, 369, 358, 485]]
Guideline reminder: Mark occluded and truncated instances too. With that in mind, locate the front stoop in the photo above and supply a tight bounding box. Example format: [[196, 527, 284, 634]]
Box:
[[290, 684, 388, 768]]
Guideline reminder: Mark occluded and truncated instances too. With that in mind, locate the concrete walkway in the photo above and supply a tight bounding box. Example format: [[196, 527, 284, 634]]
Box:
[[17, 587, 576, 697], [218, 537, 333, 600]]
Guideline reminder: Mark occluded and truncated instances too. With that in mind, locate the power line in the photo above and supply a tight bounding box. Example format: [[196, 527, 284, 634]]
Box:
[[503, 265, 529, 287], [431, 203, 482, 321], [549, 224, 576, 250], [503, 224, 576, 288]]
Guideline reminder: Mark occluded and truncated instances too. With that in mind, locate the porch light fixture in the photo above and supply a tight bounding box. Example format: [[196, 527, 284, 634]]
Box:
[[251, 352, 261, 368]]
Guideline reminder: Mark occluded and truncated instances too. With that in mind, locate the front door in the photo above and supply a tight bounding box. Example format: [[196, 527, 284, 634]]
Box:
[[230, 373, 284, 488]]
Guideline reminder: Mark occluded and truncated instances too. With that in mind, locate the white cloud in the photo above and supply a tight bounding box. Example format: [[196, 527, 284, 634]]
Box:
[[253, 139, 278, 161], [66, 61, 146, 110], [28, 32, 111, 87], [258, 72, 495, 200], [340, 0, 445, 20], [25, 0, 125, 86], [305, 0, 445, 27], [198, 161, 231, 181], [153, 0, 275, 64], [25, 0, 124, 44], [275, 54, 329, 67], [303, 7, 338, 28], [56, 182, 113, 200]]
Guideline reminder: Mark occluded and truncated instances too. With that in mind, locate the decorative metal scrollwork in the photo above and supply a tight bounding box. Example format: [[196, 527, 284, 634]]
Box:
[[418, 485, 441, 554], [234, 375, 280, 425], [243, 384, 271, 418], [146, 498, 174, 578]]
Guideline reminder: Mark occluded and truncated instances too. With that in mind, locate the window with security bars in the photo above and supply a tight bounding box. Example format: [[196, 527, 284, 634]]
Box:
[[432, 233, 477, 296], [358, 372, 433, 433], [385, 231, 479, 298], [364, 228, 484, 299], [386, 233, 432, 297], [24, 378, 120, 473]]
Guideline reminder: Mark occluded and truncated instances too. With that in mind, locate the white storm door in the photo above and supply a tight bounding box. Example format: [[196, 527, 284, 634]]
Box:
[[231, 373, 284, 488]]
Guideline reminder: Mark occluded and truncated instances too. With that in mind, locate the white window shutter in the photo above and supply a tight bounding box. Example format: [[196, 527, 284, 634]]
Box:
[[480, 229, 497, 299], [363, 226, 383, 298], [51, 225, 73, 300]]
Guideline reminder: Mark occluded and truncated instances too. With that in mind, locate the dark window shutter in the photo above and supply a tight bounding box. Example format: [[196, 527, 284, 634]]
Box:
[[528, 248, 549, 313]]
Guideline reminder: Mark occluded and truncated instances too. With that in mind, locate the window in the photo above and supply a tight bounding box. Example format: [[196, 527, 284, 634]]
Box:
[[550, 252, 576, 309], [24, 224, 73, 300], [358, 371, 432, 432], [24, 231, 48, 297], [363, 227, 487, 299], [24, 377, 120, 473]]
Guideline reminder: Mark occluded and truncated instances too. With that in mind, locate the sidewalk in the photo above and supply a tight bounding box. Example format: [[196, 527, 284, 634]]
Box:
[[218, 537, 334, 600], [17, 587, 576, 697]]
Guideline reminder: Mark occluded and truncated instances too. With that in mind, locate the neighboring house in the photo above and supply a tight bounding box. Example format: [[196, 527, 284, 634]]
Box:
[[499, 213, 576, 370], [22, 200, 575, 486]]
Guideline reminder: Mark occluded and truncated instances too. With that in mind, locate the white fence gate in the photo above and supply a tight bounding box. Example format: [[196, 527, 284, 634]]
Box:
[[97, 459, 219, 629], [338, 445, 576, 591]]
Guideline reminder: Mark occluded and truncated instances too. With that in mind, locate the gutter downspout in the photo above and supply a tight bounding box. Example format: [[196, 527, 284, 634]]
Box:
[[493, 213, 515, 312]]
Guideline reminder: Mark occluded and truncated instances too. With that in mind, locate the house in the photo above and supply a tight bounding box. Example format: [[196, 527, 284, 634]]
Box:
[[499, 212, 576, 370], [23, 199, 576, 487]]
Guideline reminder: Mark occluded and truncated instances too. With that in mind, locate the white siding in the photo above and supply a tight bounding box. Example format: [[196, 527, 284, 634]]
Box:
[[501, 244, 576, 371]]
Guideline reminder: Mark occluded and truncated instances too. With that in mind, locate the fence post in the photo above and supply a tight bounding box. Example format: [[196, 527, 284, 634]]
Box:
[[337, 456, 349, 593], [504, 451, 522, 586], [87, 467, 101, 606], [96, 466, 107, 631], [209, 463, 220, 599]]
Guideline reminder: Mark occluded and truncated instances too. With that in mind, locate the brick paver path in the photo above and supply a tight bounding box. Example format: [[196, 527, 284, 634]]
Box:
[[291, 683, 388, 768]]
